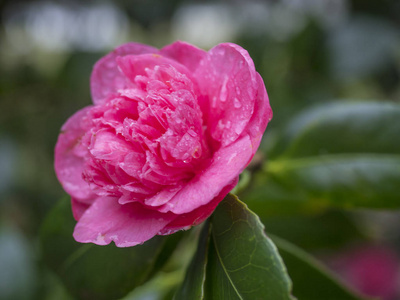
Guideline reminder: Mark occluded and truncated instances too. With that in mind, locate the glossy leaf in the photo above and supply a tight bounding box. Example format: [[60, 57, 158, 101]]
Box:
[[237, 172, 311, 217], [270, 101, 400, 158], [175, 194, 294, 300], [260, 211, 365, 251], [248, 102, 400, 211], [267, 154, 400, 209], [271, 236, 369, 300], [238, 174, 366, 252], [40, 198, 182, 300]]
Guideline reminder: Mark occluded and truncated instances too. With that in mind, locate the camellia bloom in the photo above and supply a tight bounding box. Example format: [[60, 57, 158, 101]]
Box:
[[55, 41, 272, 247]]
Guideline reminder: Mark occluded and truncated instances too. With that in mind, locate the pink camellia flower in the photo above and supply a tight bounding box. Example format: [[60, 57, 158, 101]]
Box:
[[55, 41, 272, 247]]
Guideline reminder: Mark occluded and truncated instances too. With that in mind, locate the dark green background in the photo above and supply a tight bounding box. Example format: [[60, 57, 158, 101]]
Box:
[[1, 0, 399, 299]]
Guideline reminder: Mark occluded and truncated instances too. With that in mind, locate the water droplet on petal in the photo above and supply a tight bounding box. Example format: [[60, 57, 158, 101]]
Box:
[[217, 119, 225, 130], [220, 77, 229, 102], [212, 96, 217, 108], [233, 98, 242, 108], [106, 60, 115, 68], [234, 123, 243, 134], [228, 152, 238, 164], [188, 129, 197, 137]]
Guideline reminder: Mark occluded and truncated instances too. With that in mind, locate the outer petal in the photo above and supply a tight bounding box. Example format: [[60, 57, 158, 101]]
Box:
[[71, 198, 90, 221], [159, 178, 238, 234], [159, 41, 207, 72], [160, 135, 253, 214], [245, 73, 273, 150], [116, 54, 192, 84], [144, 186, 182, 207], [194, 43, 258, 147], [54, 106, 96, 204], [73, 196, 177, 247], [90, 42, 158, 104]]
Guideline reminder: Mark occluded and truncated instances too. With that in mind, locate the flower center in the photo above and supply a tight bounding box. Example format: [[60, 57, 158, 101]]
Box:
[[82, 63, 210, 203]]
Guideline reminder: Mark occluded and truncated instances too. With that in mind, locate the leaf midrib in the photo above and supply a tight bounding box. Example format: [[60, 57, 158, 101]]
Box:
[[212, 230, 244, 300]]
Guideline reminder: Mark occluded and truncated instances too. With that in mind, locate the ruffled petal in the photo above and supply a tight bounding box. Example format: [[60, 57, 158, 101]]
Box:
[[90, 42, 158, 104], [160, 135, 253, 214], [116, 54, 191, 84], [159, 178, 237, 234], [160, 41, 207, 72], [73, 196, 177, 247], [71, 198, 90, 220], [57, 41, 272, 248], [54, 106, 97, 203], [194, 43, 258, 147], [245, 73, 273, 150], [89, 128, 133, 161]]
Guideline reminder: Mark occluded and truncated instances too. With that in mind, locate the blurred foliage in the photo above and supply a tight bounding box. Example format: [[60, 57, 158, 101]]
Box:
[[1, 0, 400, 299], [40, 198, 185, 299]]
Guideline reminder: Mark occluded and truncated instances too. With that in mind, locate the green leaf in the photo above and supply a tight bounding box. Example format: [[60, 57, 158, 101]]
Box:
[[237, 173, 311, 217], [249, 102, 400, 211], [208, 194, 294, 300], [238, 175, 366, 251], [40, 198, 183, 300], [174, 221, 211, 300], [271, 236, 369, 300], [260, 210, 365, 251], [270, 101, 400, 158], [175, 194, 294, 300], [267, 154, 400, 209]]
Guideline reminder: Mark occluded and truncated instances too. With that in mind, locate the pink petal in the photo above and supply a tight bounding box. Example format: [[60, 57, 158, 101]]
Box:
[[160, 41, 207, 72], [159, 178, 237, 234], [54, 106, 96, 203], [160, 135, 253, 214], [118, 182, 154, 205], [144, 186, 182, 207], [73, 196, 177, 247], [245, 73, 273, 150], [90, 42, 158, 104], [194, 43, 258, 147], [89, 128, 133, 161], [71, 198, 90, 220], [116, 54, 191, 84]]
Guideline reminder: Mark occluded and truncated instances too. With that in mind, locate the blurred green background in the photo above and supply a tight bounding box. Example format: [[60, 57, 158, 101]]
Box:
[[1, 0, 400, 299]]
